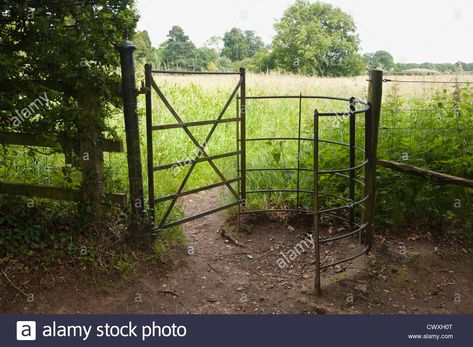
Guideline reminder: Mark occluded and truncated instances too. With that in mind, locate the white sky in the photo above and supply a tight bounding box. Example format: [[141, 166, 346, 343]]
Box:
[[136, 0, 473, 63]]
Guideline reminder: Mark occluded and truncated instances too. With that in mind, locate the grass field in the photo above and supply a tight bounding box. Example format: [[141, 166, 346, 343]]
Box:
[[2, 72, 472, 234], [115, 72, 473, 232]]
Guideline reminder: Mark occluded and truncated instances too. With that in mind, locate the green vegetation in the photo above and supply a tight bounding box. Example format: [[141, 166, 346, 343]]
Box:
[[0, 0, 137, 136], [364, 51, 396, 71], [121, 75, 471, 235], [222, 28, 265, 62], [1, 1, 472, 286], [363, 51, 473, 74], [145, 1, 366, 76], [134, 1, 473, 76], [271, 0, 364, 76]]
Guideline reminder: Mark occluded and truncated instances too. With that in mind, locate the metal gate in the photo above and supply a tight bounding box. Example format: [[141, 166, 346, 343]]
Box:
[[238, 94, 374, 295], [118, 40, 382, 296], [139, 62, 381, 296], [143, 65, 246, 230]]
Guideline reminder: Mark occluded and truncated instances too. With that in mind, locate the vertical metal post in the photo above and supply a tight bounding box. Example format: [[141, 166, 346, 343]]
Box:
[[117, 39, 145, 225], [364, 70, 383, 250], [296, 94, 302, 227], [240, 68, 247, 207], [349, 97, 356, 228], [313, 109, 321, 297], [145, 64, 155, 222], [236, 94, 241, 233]]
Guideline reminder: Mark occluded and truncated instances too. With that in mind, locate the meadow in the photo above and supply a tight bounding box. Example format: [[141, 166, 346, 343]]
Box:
[[1, 73, 472, 236]]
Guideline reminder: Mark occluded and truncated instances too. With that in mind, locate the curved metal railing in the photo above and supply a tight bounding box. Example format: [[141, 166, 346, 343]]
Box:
[[238, 94, 374, 295]]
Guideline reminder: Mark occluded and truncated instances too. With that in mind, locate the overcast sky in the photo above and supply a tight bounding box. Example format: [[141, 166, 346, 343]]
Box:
[[136, 0, 473, 63]]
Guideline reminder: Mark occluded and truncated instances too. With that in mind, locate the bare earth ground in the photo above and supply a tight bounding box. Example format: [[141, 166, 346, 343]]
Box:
[[2, 189, 473, 314]]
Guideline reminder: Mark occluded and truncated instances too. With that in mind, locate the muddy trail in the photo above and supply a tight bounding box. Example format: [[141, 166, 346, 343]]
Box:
[[3, 189, 473, 314]]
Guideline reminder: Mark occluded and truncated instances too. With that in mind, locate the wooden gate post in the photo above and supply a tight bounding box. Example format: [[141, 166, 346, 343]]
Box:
[[77, 93, 104, 222], [364, 70, 383, 250], [117, 39, 145, 225]]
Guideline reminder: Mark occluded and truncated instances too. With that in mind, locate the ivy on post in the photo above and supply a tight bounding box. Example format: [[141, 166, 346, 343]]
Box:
[[77, 92, 104, 222], [117, 36, 145, 231]]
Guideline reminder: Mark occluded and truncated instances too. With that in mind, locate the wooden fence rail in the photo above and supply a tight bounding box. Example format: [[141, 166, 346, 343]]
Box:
[[0, 132, 123, 153], [378, 159, 473, 189], [0, 131, 127, 208]]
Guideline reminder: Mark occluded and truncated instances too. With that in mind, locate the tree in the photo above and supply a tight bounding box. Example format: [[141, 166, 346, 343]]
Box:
[[0, 0, 137, 219], [134, 30, 160, 67], [271, 0, 364, 76], [195, 46, 219, 71], [365, 50, 395, 71], [0, 0, 137, 136], [205, 36, 223, 52], [160, 26, 197, 70], [246, 49, 276, 73], [222, 28, 265, 62], [454, 61, 464, 73]]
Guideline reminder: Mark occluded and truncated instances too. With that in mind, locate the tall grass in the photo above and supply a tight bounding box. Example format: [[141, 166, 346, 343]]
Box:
[[2, 72, 472, 233]]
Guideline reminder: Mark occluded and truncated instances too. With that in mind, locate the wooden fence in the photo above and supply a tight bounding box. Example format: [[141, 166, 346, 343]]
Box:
[[0, 131, 127, 218]]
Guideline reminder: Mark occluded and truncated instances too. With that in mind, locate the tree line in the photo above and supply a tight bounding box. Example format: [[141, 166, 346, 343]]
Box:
[[135, 1, 364, 77], [135, 0, 473, 76]]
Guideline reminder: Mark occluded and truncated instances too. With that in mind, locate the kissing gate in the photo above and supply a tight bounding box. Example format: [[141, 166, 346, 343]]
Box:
[[118, 40, 383, 296]]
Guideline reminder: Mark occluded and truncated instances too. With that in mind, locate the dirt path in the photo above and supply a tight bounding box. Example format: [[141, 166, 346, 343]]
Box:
[[3, 189, 473, 314]]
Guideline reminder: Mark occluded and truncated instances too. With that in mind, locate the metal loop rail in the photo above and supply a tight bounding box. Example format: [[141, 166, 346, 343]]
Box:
[[238, 94, 374, 296]]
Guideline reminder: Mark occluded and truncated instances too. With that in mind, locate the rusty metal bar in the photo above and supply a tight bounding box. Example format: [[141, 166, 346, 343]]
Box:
[[152, 117, 240, 131], [236, 94, 242, 233], [318, 195, 369, 214], [319, 222, 368, 244], [153, 151, 240, 172], [152, 70, 240, 75], [155, 178, 241, 204], [240, 68, 247, 207], [318, 159, 369, 174], [159, 201, 243, 229], [246, 167, 313, 172], [245, 137, 365, 152], [320, 245, 370, 270], [240, 208, 309, 214], [145, 63, 155, 221], [246, 189, 313, 194], [245, 137, 306, 142], [349, 97, 356, 228], [313, 109, 321, 297], [296, 94, 303, 224]]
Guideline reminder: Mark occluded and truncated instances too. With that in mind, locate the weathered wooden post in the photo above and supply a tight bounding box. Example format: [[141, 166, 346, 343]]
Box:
[[364, 70, 383, 249], [78, 93, 104, 222], [117, 38, 145, 225]]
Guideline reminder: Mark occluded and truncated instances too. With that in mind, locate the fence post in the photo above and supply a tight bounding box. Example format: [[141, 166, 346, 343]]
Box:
[[145, 63, 155, 222], [313, 110, 321, 297], [117, 39, 145, 225], [77, 93, 104, 222], [240, 67, 247, 207], [364, 70, 383, 250]]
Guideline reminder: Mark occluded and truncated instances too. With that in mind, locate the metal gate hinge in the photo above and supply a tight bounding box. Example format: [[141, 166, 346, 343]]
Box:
[[138, 86, 149, 95]]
